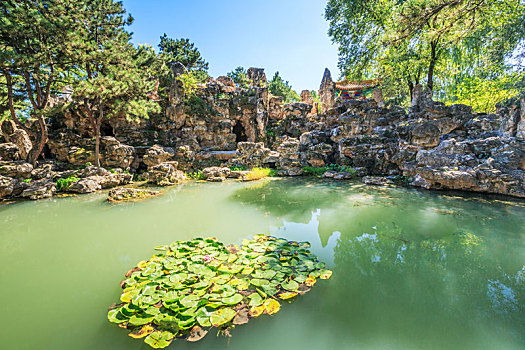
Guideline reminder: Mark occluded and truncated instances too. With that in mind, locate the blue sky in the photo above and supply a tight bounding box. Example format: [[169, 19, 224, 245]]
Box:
[[122, 0, 340, 92]]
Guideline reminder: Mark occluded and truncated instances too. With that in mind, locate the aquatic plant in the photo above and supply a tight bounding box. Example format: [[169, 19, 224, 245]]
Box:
[[107, 235, 332, 348], [56, 176, 80, 192]]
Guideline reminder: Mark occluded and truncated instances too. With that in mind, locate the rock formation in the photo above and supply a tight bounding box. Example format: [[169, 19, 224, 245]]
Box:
[[319, 68, 335, 114], [1, 65, 524, 200]]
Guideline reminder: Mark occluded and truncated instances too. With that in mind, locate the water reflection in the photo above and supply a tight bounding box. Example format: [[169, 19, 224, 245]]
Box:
[[1, 179, 524, 350], [233, 179, 525, 348]]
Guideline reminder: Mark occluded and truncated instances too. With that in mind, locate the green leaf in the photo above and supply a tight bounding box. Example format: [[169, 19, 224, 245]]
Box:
[[196, 307, 213, 327], [210, 307, 237, 327], [128, 315, 155, 326], [222, 293, 243, 305], [144, 331, 174, 349], [319, 269, 333, 279], [281, 280, 299, 291], [250, 278, 269, 287], [248, 293, 264, 307], [107, 309, 128, 324]]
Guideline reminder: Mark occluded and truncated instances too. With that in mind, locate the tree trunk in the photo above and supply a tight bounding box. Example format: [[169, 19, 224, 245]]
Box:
[[407, 78, 415, 102], [29, 115, 48, 167], [95, 104, 104, 169], [94, 121, 101, 168], [427, 41, 438, 93]]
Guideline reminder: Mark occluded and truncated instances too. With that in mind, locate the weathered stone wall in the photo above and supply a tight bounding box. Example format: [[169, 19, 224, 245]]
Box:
[[2, 66, 525, 200], [233, 81, 525, 197]]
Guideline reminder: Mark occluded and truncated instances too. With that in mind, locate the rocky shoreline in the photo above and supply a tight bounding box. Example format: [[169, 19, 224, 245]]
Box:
[[1, 66, 524, 201]]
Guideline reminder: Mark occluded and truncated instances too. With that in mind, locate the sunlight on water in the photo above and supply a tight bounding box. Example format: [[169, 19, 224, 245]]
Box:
[[0, 178, 524, 349]]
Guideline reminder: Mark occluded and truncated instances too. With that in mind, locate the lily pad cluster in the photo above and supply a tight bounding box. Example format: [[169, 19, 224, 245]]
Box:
[[107, 235, 332, 348]]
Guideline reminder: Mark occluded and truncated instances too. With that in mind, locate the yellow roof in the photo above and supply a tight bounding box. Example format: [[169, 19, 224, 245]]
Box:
[[335, 79, 381, 91]]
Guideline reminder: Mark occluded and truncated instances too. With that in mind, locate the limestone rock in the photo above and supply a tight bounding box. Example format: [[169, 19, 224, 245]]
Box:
[[101, 137, 135, 169], [0, 175, 15, 198], [31, 163, 56, 180], [229, 170, 251, 179], [363, 176, 393, 186], [107, 187, 160, 202], [247, 68, 267, 87], [0, 161, 33, 179], [69, 177, 102, 194], [1, 120, 32, 160], [80, 166, 112, 178], [143, 145, 175, 168], [202, 167, 231, 180], [0, 143, 21, 161], [319, 68, 335, 114], [410, 121, 441, 148], [21, 178, 56, 200], [146, 162, 185, 186]]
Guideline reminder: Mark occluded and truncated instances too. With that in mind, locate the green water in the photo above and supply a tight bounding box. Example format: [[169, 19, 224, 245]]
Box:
[[1, 179, 524, 350]]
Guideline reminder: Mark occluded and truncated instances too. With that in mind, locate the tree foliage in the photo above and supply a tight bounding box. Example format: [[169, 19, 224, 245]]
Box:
[[268, 72, 300, 103], [158, 35, 209, 83], [227, 67, 251, 88], [68, 0, 162, 168], [1, 0, 165, 166], [325, 0, 525, 110], [0, 0, 82, 164]]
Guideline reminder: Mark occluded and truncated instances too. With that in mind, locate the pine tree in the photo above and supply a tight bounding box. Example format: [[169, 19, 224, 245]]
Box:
[[159, 35, 209, 82], [0, 0, 80, 165], [268, 72, 300, 103], [69, 0, 163, 168]]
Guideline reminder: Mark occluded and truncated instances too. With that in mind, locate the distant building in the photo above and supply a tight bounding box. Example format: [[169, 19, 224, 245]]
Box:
[[335, 79, 381, 101]]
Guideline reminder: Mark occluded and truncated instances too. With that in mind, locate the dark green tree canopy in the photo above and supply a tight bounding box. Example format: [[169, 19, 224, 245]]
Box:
[[227, 67, 251, 88], [268, 72, 300, 104], [64, 0, 162, 167], [159, 35, 209, 82]]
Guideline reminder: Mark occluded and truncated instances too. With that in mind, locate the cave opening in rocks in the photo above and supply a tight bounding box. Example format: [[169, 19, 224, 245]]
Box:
[[233, 121, 247, 143], [41, 144, 52, 160], [100, 122, 115, 137]]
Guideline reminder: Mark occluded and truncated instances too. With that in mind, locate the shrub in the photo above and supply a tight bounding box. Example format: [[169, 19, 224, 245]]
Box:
[[186, 170, 205, 180], [303, 164, 357, 178], [303, 166, 328, 177], [229, 165, 247, 171], [177, 72, 198, 96], [56, 176, 80, 192], [185, 95, 217, 117]]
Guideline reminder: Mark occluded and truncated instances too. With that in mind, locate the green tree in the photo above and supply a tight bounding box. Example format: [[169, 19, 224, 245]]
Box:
[[0, 0, 79, 165], [325, 0, 525, 106], [227, 66, 251, 88], [158, 35, 209, 83], [69, 0, 160, 168], [268, 72, 300, 103]]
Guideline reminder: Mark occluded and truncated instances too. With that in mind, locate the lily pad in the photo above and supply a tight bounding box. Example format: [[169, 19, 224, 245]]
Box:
[[222, 293, 243, 305], [210, 307, 237, 327], [264, 298, 280, 315], [281, 280, 299, 291], [128, 315, 155, 326], [129, 324, 155, 339], [144, 331, 174, 349], [108, 235, 332, 348], [319, 269, 333, 279]]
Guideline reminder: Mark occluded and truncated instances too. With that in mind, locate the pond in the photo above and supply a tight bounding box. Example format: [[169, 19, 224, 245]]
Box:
[[1, 178, 524, 350]]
